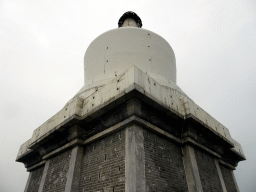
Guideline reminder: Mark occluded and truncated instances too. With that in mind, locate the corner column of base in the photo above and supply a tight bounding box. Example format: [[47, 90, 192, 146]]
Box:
[[182, 145, 203, 192], [65, 145, 84, 192], [125, 124, 146, 192], [214, 159, 227, 192], [38, 160, 50, 192], [24, 172, 32, 192]]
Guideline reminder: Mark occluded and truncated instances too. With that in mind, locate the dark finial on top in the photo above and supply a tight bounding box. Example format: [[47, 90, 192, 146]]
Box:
[[118, 11, 142, 28]]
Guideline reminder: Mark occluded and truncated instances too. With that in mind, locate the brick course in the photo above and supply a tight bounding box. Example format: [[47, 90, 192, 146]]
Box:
[[42, 149, 72, 192], [26, 166, 44, 192], [143, 129, 188, 192], [79, 130, 125, 192], [194, 148, 222, 192]]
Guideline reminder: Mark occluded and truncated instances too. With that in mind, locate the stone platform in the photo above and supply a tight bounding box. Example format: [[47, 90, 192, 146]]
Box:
[[17, 66, 245, 192]]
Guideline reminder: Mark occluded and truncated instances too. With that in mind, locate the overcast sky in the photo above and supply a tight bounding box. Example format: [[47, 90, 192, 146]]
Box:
[[1, 0, 256, 191]]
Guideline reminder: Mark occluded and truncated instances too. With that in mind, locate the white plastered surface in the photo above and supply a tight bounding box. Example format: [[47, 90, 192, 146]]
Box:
[[84, 27, 177, 89]]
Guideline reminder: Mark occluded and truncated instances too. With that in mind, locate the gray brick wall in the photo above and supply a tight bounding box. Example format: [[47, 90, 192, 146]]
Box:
[[143, 129, 188, 192], [194, 148, 222, 192], [26, 166, 44, 192], [42, 149, 72, 192], [220, 165, 238, 192], [79, 130, 125, 192]]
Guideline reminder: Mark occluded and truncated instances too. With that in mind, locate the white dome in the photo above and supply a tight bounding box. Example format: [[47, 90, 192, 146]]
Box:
[[66, 27, 186, 105], [84, 27, 177, 89]]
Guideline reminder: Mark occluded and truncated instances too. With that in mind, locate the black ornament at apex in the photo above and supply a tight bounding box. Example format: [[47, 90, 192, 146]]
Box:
[[118, 11, 142, 28]]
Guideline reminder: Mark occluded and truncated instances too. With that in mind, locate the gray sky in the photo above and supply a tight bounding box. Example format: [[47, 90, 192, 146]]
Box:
[[1, 0, 255, 191]]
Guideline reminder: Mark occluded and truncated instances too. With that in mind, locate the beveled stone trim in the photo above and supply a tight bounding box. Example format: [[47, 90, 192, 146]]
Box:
[[182, 137, 221, 159], [27, 160, 46, 172], [83, 116, 134, 145], [42, 139, 83, 160], [83, 115, 182, 146], [134, 116, 182, 144], [218, 159, 236, 170]]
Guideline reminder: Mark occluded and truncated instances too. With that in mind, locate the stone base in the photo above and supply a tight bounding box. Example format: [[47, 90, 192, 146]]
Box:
[[18, 67, 243, 192], [24, 114, 240, 192]]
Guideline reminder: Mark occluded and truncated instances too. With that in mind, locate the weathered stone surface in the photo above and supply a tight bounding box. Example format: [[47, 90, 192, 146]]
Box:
[[17, 66, 245, 161], [182, 145, 203, 192], [125, 125, 146, 192], [65, 146, 84, 192], [15, 65, 245, 192], [21, 113, 243, 192], [19, 101, 244, 191]]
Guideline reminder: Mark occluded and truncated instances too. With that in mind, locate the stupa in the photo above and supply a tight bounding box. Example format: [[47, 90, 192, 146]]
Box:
[[17, 12, 245, 192]]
